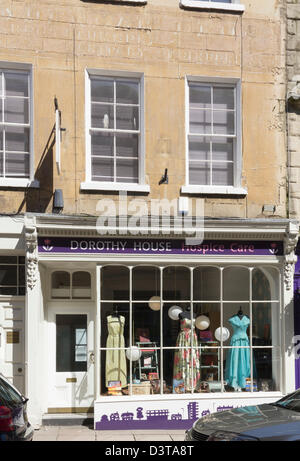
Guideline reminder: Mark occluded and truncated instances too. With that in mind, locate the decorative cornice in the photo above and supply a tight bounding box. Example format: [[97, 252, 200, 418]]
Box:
[[34, 215, 295, 241]]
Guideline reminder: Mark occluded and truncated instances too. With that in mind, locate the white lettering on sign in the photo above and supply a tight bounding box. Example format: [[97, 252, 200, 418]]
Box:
[[133, 241, 172, 252]]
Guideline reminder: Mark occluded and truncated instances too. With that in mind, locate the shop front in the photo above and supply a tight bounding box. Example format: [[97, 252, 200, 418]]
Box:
[[24, 217, 298, 428]]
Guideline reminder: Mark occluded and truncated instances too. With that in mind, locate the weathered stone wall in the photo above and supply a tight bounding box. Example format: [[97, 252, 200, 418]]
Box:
[[287, 0, 300, 221], [0, 0, 287, 219]]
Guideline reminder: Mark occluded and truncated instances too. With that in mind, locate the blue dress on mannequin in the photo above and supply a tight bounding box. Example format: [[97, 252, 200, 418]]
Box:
[[225, 315, 251, 390]]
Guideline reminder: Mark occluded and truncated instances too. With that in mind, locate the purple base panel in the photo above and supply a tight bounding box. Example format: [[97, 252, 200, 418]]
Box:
[[95, 402, 233, 430], [39, 237, 283, 256]]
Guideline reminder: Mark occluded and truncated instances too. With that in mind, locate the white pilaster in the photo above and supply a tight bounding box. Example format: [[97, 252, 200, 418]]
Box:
[[24, 215, 42, 428], [283, 221, 299, 394]]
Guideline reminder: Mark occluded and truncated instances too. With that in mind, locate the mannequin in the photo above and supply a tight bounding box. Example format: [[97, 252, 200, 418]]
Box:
[[105, 307, 127, 389], [173, 306, 200, 392], [236, 307, 249, 319], [178, 306, 195, 320], [225, 307, 253, 390]]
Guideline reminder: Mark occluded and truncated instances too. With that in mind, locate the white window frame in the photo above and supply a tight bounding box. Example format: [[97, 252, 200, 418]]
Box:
[[181, 76, 246, 195], [0, 62, 38, 189], [81, 69, 149, 194], [180, 0, 245, 12]]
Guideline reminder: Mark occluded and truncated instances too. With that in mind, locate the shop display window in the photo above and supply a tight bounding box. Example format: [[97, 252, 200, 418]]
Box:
[[99, 265, 281, 397]]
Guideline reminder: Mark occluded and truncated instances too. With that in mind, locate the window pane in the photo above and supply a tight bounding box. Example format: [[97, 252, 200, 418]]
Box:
[[73, 271, 91, 287], [223, 267, 249, 301], [0, 152, 2, 177], [51, 271, 70, 298], [0, 266, 17, 285], [116, 158, 138, 182], [213, 87, 235, 110], [0, 287, 17, 295], [56, 315, 87, 372], [212, 137, 233, 162], [5, 153, 29, 177], [189, 109, 211, 134], [5, 72, 28, 97], [132, 266, 160, 301], [194, 302, 221, 345], [91, 79, 114, 103], [194, 303, 221, 386], [189, 84, 211, 109], [212, 162, 233, 186], [72, 272, 91, 299], [116, 106, 139, 131], [253, 348, 280, 391], [252, 267, 279, 301], [116, 133, 138, 157], [133, 301, 161, 349], [91, 132, 114, 157], [252, 303, 279, 348], [189, 161, 210, 185], [163, 267, 190, 301], [193, 267, 220, 300], [5, 126, 29, 152], [91, 103, 114, 129], [116, 80, 139, 105], [189, 137, 210, 161], [0, 256, 17, 264], [4, 98, 29, 124], [91, 157, 114, 181], [101, 266, 130, 300], [18, 264, 25, 286], [213, 110, 235, 135]]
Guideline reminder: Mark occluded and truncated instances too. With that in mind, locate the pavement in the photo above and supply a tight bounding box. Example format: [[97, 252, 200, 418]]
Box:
[[33, 426, 186, 442]]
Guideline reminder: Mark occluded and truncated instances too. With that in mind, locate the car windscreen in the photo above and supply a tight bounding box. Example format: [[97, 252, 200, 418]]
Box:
[[273, 389, 300, 412], [0, 377, 23, 408]]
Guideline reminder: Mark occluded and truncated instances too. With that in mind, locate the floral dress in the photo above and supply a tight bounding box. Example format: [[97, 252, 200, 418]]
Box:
[[173, 317, 201, 392]]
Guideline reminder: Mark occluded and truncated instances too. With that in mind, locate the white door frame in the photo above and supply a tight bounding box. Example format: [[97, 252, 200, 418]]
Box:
[[47, 301, 95, 412]]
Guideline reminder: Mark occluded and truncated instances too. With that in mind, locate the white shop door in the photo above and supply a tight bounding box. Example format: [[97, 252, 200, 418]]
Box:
[[48, 307, 94, 412]]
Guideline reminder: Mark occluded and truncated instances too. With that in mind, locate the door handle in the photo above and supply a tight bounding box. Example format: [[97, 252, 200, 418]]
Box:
[[89, 352, 95, 363]]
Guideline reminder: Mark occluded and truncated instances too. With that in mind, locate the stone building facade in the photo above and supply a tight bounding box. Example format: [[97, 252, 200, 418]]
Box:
[[0, 0, 299, 429]]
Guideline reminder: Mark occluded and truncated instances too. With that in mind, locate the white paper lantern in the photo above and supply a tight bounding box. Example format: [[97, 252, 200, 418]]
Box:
[[195, 315, 210, 331], [126, 346, 141, 361], [215, 327, 230, 342], [148, 296, 161, 311], [168, 305, 183, 321]]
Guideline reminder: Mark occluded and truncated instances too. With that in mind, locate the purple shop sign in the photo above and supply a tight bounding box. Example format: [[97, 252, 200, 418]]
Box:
[[38, 237, 283, 256]]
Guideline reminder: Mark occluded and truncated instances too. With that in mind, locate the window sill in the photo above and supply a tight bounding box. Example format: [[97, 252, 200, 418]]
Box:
[[181, 185, 247, 196], [0, 178, 40, 189], [80, 181, 150, 193], [180, 0, 245, 13]]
